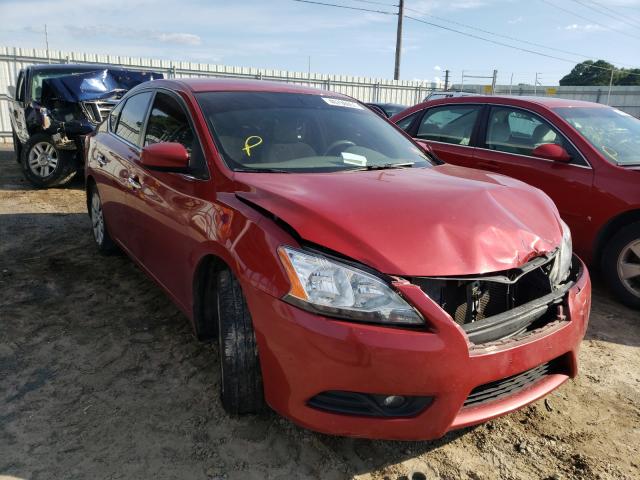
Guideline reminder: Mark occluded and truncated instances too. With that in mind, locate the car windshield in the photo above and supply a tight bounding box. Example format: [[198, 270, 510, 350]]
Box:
[[31, 68, 101, 102], [196, 92, 432, 173], [554, 106, 640, 166]]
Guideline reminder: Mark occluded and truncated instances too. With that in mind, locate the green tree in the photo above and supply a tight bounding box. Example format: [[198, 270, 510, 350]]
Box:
[[559, 60, 615, 86], [616, 69, 640, 86]]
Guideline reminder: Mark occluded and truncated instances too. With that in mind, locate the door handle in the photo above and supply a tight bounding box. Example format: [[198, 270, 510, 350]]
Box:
[[128, 175, 142, 190], [96, 153, 107, 167]]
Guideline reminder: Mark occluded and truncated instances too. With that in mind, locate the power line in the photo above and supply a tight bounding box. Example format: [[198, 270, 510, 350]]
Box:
[[350, 0, 398, 7], [569, 0, 640, 30], [404, 5, 635, 68], [539, 0, 640, 40], [291, 0, 395, 15]]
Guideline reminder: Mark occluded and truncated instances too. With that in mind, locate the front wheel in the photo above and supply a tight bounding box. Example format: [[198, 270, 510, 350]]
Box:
[[216, 269, 265, 414], [602, 222, 640, 309], [21, 133, 76, 188]]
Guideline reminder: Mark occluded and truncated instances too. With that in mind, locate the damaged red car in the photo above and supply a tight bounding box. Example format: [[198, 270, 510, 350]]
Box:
[[85, 79, 591, 440]]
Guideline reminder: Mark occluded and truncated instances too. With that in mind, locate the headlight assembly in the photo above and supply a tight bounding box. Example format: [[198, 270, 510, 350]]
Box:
[[277, 246, 424, 326], [549, 219, 573, 286]]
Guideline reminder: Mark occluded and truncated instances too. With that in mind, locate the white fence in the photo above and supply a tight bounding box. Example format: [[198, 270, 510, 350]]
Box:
[[0, 46, 441, 141]]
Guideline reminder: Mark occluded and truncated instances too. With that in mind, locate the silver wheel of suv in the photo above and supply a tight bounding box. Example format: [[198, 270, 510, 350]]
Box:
[[91, 191, 105, 245], [618, 239, 640, 298], [27, 141, 58, 178]]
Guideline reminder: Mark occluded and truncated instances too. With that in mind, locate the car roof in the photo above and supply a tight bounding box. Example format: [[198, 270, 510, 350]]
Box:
[[144, 78, 348, 97], [424, 94, 608, 109]]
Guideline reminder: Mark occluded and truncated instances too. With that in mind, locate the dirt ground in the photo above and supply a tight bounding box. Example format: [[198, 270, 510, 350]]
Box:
[[0, 145, 638, 480]]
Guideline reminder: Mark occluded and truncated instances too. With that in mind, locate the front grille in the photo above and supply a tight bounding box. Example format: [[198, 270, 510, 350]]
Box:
[[463, 357, 566, 408], [82, 100, 117, 123], [412, 254, 573, 344]]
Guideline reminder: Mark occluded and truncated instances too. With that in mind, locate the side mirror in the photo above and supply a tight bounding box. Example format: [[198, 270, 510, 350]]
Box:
[[532, 143, 572, 163], [140, 142, 190, 171], [7, 85, 16, 98]]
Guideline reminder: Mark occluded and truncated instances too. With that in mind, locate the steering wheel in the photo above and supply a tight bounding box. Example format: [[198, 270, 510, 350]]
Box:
[[324, 140, 356, 156]]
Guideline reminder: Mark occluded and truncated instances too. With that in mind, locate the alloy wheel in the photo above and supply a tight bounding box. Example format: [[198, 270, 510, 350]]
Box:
[[91, 193, 105, 245], [27, 141, 58, 178], [617, 239, 640, 299]]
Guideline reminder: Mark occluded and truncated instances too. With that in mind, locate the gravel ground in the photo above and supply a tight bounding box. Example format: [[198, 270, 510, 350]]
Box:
[[0, 145, 638, 480]]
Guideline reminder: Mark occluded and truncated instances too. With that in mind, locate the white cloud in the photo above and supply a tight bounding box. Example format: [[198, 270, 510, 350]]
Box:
[[155, 33, 201, 46], [563, 23, 605, 32], [508, 16, 523, 24], [434, 65, 442, 71]]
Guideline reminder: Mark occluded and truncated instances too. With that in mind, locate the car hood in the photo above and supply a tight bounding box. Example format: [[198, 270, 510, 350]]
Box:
[[235, 164, 563, 276]]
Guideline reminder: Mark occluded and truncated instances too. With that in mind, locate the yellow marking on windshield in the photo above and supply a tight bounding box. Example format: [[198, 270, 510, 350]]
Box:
[[243, 136, 263, 157]]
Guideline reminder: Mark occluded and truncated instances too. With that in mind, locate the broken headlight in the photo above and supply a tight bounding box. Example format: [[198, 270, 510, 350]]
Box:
[[277, 246, 424, 325], [549, 220, 572, 286]]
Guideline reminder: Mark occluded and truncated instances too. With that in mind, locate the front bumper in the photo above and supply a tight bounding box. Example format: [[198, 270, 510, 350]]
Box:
[[245, 257, 591, 440]]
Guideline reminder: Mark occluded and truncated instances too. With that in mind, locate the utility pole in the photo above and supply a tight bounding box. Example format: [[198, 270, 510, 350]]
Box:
[[491, 69, 498, 95], [394, 0, 404, 80], [461, 70, 465, 91], [308, 56, 311, 77], [607, 68, 615, 105], [444, 69, 450, 91], [534, 72, 539, 95], [44, 24, 50, 64], [509, 73, 514, 95]]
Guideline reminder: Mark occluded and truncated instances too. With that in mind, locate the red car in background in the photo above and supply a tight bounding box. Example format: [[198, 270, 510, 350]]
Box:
[[392, 97, 640, 309], [85, 79, 590, 440]]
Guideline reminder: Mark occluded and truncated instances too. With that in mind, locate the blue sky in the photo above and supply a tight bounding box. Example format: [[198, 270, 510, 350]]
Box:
[[0, 0, 639, 85]]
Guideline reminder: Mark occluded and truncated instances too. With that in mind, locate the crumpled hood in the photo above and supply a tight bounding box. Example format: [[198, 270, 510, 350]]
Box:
[[41, 69, 163, 103], [235, 164, 564, 276]]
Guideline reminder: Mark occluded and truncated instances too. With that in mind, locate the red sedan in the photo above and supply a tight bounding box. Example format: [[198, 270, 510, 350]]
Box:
[[85, 79, 590, 440], [391, 96, 640, 309]]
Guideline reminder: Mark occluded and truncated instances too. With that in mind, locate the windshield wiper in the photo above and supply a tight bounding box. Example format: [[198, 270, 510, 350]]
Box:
[[348, 162, 415, 171], [234, 167, 291, 173]]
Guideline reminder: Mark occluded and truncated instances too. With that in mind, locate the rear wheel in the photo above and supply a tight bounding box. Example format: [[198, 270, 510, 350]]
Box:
[[215, 269, 265, 414], [21, 133, 76, 188], [602, 222, 640, 309], [88, 183, 117, 254]]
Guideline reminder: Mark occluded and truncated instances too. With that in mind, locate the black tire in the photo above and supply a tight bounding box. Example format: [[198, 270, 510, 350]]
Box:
[[12, 131, 22, 163], [88, 183, 117, 255], [20, 133, 76, 188], [216, 269, 265, 414], [602, 222, 640, 309]]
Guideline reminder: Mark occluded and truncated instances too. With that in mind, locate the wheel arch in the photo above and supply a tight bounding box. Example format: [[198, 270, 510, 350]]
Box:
[[594, 208, 640, 265], [192, 253, 233, 340], [85, 175, 97, 212]]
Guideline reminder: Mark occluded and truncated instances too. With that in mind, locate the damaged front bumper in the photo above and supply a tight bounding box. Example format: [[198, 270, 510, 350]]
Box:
[[244, 255, 591, 440]]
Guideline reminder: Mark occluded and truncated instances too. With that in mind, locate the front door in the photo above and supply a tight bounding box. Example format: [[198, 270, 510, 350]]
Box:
[[125, 90, 209, 309]]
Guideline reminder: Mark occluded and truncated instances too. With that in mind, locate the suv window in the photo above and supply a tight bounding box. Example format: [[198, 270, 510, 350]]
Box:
[[417, 105, 480, 146], [15, 71, 25, 102], [109, 101, 124, 132], [115, 92, 153, 147], [485, 106, 581, 163], [144, 92, 206, 175]]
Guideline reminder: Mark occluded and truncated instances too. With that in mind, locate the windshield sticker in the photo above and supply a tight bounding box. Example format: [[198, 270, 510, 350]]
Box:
[[341, 152, 367, 166], [321, 97, 363, 110], [243, 135, 263, 157]]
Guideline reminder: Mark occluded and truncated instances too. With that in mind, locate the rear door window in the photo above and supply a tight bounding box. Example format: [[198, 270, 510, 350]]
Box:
[[417, 105, 481, 146], [115, 92, 153, 147]]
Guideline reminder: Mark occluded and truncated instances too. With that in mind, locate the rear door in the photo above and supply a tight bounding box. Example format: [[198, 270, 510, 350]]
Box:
[[407, 104, 482, 167], [91, 91, 154, 247], [474, 105, 594, 242], [125, 90, 209, 309]]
